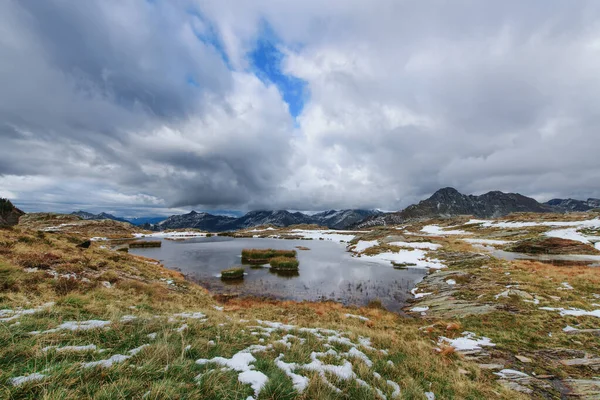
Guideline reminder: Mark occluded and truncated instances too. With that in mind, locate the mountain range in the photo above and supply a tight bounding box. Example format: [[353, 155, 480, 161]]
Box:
[[544, 198, 600, 212], [152, 209, 382, 232], [354, 187, 582, 228], [60, 188, 600, 232]]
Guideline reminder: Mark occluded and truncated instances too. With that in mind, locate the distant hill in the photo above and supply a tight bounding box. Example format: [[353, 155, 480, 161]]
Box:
[[545, 198, 600, 212], [127, 216, 167, 226], [154, 209, 381, 232], [355, 187, 554, 228], [0, 198, 25, 226], [71, 210, 130, 224]]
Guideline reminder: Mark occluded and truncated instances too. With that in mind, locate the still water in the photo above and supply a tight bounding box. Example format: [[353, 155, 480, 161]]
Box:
[[129, 236, 426, 311]]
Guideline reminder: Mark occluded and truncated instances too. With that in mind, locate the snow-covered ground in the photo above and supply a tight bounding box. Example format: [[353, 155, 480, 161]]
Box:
[[421, 225, 471, 236], [388, 241, 442, 250], [438, 331, 495, 352], [467, 218, 600, 229], [289, 229, 358, 243]]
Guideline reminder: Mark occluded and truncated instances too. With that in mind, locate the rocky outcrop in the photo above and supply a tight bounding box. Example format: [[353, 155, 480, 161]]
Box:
[[0, 198, 24, 226]]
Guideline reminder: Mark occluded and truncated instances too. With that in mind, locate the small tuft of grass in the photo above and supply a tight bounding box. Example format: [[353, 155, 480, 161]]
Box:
[[241, 248, 296, 262], [269, 257, 299, 271], [221, 267, 245, 280]]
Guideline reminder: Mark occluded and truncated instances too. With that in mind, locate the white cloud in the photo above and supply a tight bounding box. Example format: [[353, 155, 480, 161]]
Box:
[[1, 0, 600, 215]]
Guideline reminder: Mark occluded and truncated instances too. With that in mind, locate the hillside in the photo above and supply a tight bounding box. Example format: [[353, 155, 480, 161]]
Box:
[[71, 211, 130, 224]]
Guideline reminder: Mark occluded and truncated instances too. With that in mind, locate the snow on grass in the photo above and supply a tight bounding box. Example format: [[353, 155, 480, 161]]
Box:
[[344, 313, 369, 321], [387, 380, 401, 398], [32, 319, 111, 334], [421, 225, 470, 236], [42, 344, 97, 353], [410, 306, 429, 313], [128, 344, 150, 356], [82, 354, 130, 369], [0, 302, 54, 323], [546, 228, 587, 243], [351, 240, 379, 253], [425, 391, 435, 400], [289, 229, 357, 243], [446, 279, 456, 285], [560, 282, 574, 290], [439, 331, 495, 352], [540, 307, 600, 318], [468, 218, 600, 230], [388, 241, 442, 250], [10, 373, 46, 386], [238, 370, 269, 398], [361, 249, 446, 269], [172, 312, 206, 319]]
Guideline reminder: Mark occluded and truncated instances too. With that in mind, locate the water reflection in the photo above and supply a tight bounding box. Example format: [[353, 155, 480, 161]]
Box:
[[128, 236, 426, 311]]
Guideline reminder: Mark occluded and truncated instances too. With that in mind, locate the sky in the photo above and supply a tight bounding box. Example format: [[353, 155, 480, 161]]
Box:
[[1, 1, 600, 218]]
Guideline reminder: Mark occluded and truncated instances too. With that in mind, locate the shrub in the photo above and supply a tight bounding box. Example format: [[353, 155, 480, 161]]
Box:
[[221, 267, 244, 279], [269, 257, 299, 271]]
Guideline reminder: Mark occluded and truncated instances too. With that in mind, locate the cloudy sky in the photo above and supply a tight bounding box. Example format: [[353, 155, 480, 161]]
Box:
[[1, 1, 600, 217]]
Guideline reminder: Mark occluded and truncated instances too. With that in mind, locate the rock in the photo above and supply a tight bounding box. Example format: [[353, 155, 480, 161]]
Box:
[[560, 358, 600, 367], [549, 295, 561, 301], [478, 363, 504, 370], [77, 240, 92, 249], [499, 380, 533, 394], [458, 368, 469, 375], [101, 281, 112, 289], [563, 379, 600, 398], [565, 329, 600, 337], [515, 355, 533, 363], [495, 289, 533, 300]]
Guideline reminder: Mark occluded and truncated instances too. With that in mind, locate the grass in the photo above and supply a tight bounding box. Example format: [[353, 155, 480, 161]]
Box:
[[220, 267, 245, 280], [241, 248, 297, 265], [269, 257, 300, 271], [0, 220, 533, 399]]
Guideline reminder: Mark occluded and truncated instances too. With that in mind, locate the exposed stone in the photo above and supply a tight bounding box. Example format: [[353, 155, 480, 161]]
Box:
[[515, 355, 533, 363], [563, 379, 600, 398], [560, 358, 600, 367], [478, 363, 504, 370]]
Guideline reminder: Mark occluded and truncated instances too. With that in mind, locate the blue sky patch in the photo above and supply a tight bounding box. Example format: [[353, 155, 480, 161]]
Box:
[[248, 26, 308, 119]]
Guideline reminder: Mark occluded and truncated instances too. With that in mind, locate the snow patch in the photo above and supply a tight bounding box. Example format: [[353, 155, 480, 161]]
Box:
[[540, 307, 600, 318], [421, 225, 470, 236], [439, 331, 495, 352], [388, 241, 442, 250], [10, 373, 46, 386]]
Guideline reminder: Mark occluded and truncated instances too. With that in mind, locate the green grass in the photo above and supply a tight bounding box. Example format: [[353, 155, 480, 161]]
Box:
[[0, 220, 525, 399], [269, 256, 299, 271], [220, 267, 244, 279], [241, 248, 296, 261]]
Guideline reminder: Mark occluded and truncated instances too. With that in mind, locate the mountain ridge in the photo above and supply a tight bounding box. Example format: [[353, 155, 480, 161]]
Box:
[[355, 187, 556, 228]]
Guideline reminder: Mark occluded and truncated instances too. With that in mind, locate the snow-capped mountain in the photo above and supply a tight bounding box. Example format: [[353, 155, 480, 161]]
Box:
[[153, 209, 381, 232]]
